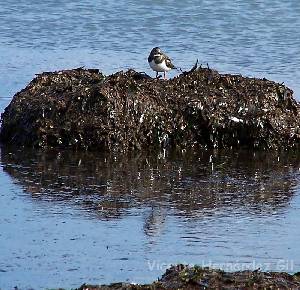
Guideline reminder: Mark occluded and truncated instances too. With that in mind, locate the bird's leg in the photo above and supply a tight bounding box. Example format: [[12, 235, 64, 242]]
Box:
[[164, 72, 166, 80], [156, 71, 158, 78]]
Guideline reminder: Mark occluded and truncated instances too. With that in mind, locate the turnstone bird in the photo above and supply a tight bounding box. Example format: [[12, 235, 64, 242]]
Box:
[[148, 47, 176, 79]]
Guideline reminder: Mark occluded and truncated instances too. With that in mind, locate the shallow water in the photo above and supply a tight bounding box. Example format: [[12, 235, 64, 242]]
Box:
[[1, 147, 300, 289], [0, 0, 300, 107], [1, 0, 300, 289]]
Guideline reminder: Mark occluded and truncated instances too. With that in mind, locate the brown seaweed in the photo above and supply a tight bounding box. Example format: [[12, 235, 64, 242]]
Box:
[[1, 66, 300, 151], [75, 265, 300, 289]]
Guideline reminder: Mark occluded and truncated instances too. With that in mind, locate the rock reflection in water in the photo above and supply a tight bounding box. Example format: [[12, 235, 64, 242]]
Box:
[[1, 147, 300, 228]]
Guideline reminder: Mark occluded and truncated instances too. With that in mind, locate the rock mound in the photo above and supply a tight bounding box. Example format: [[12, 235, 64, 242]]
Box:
[[77, 265, 300, 289], [1, 67, 300, 150]]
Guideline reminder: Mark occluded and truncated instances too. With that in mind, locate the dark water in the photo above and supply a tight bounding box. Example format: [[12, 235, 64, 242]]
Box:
[[1, 0, 300, 289], [1, 147, 300, 289]]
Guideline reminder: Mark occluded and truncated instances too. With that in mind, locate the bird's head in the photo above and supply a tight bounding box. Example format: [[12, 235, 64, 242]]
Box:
[[151, 47, 161, 54]]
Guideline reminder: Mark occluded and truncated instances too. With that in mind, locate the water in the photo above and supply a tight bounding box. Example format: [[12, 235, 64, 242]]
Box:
[[1, 148, 300, 289], [0, 0, 300, 107], [1, 0, 300, 289]]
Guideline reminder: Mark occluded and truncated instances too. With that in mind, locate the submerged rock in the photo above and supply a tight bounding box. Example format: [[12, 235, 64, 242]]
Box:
[[1, 67, 300, 150]]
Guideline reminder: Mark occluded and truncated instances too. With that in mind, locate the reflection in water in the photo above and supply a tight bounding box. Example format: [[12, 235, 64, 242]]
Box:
[[1, 146, 300, 289], [143, 206, 167, 237], [1, 146, 300, 232]]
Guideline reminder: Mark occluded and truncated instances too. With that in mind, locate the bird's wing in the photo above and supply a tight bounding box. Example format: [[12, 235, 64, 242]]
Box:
[[151, 51, 176, 69], [163, 54, 176, 69]]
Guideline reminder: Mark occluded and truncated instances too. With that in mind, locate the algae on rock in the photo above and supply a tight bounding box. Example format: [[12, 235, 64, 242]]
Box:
[[74, 265, 300, 289], [1, 67, 300, 151]]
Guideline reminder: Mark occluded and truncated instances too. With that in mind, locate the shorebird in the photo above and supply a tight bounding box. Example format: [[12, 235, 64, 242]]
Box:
[[148, 47, 176, 79]]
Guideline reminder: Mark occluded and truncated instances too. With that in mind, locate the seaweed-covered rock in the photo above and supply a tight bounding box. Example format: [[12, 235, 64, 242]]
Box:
[[1, 67, 300, 150], [75, 265, 300, 289]]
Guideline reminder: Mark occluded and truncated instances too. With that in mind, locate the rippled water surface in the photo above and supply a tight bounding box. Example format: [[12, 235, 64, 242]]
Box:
[[0, 0, 300, 106], [1, 1, 300, 289], [1, 148, 300, 289]]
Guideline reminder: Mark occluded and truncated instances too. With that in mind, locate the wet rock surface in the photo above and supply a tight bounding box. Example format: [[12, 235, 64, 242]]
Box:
[[75, 265, 300, 289], [1, 67, 300, 150]]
